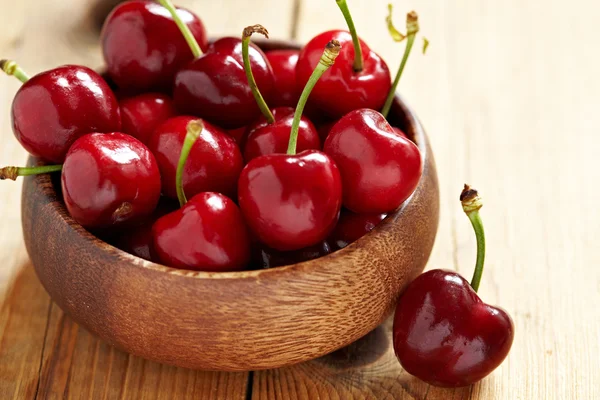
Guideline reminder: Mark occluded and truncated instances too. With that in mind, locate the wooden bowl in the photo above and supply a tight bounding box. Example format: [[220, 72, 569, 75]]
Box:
[[21, 40, 439, 371]]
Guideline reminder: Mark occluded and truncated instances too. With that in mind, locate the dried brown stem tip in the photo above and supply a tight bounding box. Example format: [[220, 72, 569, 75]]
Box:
[[460, 184, 483, 213], [0, 59, 7, 70], [320, 40, 342, 68], [0, 166, 18, 181], [243, 24, 269, 40]]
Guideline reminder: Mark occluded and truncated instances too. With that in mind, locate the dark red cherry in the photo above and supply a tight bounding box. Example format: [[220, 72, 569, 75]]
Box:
[[227, 126, 248, 147], [243, 107, 319, 162], [392, 126, 408, 139], [173, 37, 275, 129], [296, 30, 391, 119], [238, 150, 342, 251], [101, 0, 208, 91], [11, 65, 121, 163], [265, 49, 300, 108], [324, 109, 422, 213], [120, 93, 177, 144], [61, 132, 161, 229], [148, 116, 243, 200], [393, 269, 514, 387], [316, 120, 336, 144], [252, 240, 331, 269], [328, 210, 387, 251], [152, 192, 250, 271]]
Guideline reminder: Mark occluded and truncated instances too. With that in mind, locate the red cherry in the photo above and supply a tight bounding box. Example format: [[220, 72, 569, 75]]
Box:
[[101, 0, 208, 91], [238, 150, 342, 251], [316, 120, 336, 144], [148, 116, 243, 200], [265, 49, 300, 108], [243, 107, 320, 162], [226, 126, 248, 147], [296, 30, 390, 118], [328, 210, 387, 251], [152, 192, 250, 271], [392, 126, 408, 139], [393, 269, 514, 387], [173, 37, 275, 128], [324, 108, 422, 213], [252, 240, 331, 269], [120, 93, 177, 145], [9, 64, 120, 163], [61, 132, 161, 229]]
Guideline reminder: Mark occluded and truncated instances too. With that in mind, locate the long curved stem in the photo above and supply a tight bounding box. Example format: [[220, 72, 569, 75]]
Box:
[[0, 59, 30, 83], [335, 0, 363, 72], [157, 0, 202, 58], [0, 164, 62, 181], [176, 120, 204, 207], [460, 184, 486, 293], [287, 40, 341, 155], [242, 25, 274, 124], [381, 10, 420, 119]]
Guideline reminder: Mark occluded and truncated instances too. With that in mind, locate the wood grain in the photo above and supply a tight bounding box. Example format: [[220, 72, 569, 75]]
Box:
[[0, 0, 599, 399]]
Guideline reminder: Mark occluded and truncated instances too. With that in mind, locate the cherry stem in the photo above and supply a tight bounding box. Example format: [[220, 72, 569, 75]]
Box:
[[175, 120, 204, 207], [335, 0, 363, 72], [0, 164, 62, 181], [157, 0, 202, 58], [460, 184, 486, 293], [242, 25, 274, 124], [381, 9, 420, 119], [287, 40, 341, 155], [0, 59, 30, 83]]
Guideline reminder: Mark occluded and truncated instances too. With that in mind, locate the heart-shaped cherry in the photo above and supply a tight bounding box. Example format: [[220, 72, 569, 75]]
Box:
[[238, 41, 343, 251], [120, 93, 177, 145], [1, 60, 121, 163], [148, 116, 243, 200], [324, 108, 422, 213], [153, 192, 250, 271], [101, 0, 208, 91], [252, 240, 331, 269], [265, 49, 300, 108], [327, 210, 387, 251], [168, 20, 274, 128], [296, 1, 390, 119], [61, 132, 161, 229], [393, 186, 514, 387]]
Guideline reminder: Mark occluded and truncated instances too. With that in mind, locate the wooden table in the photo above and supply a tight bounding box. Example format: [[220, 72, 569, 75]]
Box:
[[1, 0, 598, 398]]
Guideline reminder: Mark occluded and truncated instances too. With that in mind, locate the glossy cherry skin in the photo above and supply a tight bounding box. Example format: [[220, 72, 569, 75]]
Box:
[[101, 0, 208, 91], [393, 269, 515, 387], [243, 107, 320, 162], [11, 65, 121, 163], [265, 50, 300, 108], [173, 37, 275, 129], [152, 192, 251, 271], [328, 210, 387, 251], [238, 150, 342, 251], [120, 93, 177, 144], [324, 109, 422, 213], [316, 120, 336, 144], [296, 30, 391, 119], [148, 116, 243, 200], [227, 126, 248, 147], [61, 132, 161, 229], [392, 126, 408, 139], [252, 240, 331, 269]]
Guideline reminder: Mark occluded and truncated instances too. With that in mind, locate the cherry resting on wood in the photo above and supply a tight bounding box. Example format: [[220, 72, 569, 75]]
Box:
[[324, 108, 422, 213], [393, 186, 514, 387], [327, 210, 387, 251], [101, 0, 208, 91], [265, 49, 300, 108], [61, 132, 161, 229], [252, 240, 331, 269], [120, 93, 177, 144], [148, 116, 243, 200], [238, 40, 343, 251], [1, 61, 121, 163]]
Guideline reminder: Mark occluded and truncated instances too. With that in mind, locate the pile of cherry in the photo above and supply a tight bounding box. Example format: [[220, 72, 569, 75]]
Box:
[[0, 0, 513, 388]]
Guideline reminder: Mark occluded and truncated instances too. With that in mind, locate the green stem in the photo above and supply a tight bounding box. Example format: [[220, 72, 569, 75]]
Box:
[[460, 185, 486, 293], [0, 59, 30, 83], [157, 0, 202, 58], [335, 0, 363, 71], [287, 40, 341, 155], [242, 25, 274, 124], [176, 120, 204, 207], [381, 10, 420, 119], [0, 164, 62, 181]]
